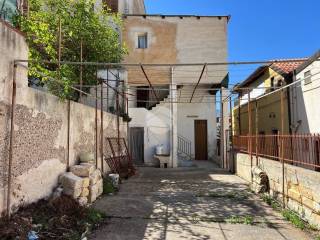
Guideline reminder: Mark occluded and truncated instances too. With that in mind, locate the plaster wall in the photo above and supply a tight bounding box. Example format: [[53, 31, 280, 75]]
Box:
[[290, 58, 320, 133], [123, 16, 228, 85], [177, 87, 217, 161], [128, 106, 171, 167], [0, 21, 126, 215], [235, 152, 320, 228]]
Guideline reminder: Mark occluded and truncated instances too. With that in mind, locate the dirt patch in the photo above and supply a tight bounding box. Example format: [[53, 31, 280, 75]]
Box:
[[0, 196, 106, 240]]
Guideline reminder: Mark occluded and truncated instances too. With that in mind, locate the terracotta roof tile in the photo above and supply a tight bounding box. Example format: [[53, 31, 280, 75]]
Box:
[[270, 58, 307, 74]]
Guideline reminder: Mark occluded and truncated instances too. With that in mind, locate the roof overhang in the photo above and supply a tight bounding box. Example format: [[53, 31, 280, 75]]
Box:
[[123, 14, 231, 23]]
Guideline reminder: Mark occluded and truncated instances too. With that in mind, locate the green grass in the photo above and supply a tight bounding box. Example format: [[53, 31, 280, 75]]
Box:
[[315, 236, 320, 240], [282, 209, 306, 230], [261, 194, 281, 211], [85, 208, 106, 225], [226, 215, 254, 225], [260, 194, 308, 230]]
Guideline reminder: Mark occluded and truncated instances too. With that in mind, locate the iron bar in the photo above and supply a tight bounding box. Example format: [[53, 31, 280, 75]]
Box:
[[189, 64, 207, 103], [233, 134, 320, 170], [58, 18, 62, 69], [79, 38, 83, 102], [247, 91, 253, 183], [7, 63, 17, 219], [255, 100, 259, 166], [230, 97, 234, 172], [67, 99, 70, 170], [100, 77, 104, 173], [281, 89, 285, 207], [14, 58, 313, 67], [116, 72, 121, 155], [140, 65, 159, 102], [106, 70, 109, 112], [95, 68, 98, 169]]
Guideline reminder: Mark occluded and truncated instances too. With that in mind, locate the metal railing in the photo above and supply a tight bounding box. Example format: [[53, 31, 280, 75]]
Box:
[[233, 134, 320, 171], [178, 135, 192, 161]]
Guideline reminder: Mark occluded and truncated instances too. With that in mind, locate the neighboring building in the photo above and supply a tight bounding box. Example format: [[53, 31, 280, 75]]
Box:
[[290, 50, 320, 133], [232, 59, 305, 136], [122, 14, 229, 167]]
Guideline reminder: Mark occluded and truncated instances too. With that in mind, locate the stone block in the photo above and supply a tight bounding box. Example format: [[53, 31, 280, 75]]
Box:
[[80, 162, 95, 167], [70, 164, 95, 177], [83, 178, 90, 188], [88, 190, 97, 203], [63, 186, 82, 199], [60, 172, 83, 190], [97, 179, 103, 196], [79, 152, 94, 163], [89, 169, 102, 185], [78, 197, 88, 207], [88, 179, 103, 203], [80, 188, 90, 197]]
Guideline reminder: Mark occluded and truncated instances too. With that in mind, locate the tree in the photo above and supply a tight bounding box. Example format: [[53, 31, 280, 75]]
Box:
[[16, 0, 127, 99]]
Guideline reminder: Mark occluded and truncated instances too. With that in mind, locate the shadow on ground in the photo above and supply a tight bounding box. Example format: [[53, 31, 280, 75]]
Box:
[[88, 161, 313, 240]]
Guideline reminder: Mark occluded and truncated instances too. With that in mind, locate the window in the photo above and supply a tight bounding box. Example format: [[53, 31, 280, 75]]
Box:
[[270, 77, 275, 91], [138, 34, 148, 49], [304, 70, 312, 85]]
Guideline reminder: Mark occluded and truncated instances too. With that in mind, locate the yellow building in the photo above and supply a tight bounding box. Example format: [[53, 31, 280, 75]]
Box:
[[232, 60, 305, 136]]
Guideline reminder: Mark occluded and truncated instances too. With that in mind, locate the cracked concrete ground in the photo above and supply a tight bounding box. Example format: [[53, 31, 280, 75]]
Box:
[[89, 161, 314, 240]]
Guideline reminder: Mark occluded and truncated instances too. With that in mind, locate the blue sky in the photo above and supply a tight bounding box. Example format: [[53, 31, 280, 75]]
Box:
[[145, 0, 319, 84]]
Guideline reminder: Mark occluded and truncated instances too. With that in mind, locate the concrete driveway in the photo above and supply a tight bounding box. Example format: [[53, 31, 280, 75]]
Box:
[[89, 161, 313, 240]]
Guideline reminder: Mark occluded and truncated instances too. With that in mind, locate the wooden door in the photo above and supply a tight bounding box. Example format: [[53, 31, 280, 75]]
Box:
[[194, 120, 208, 160], [129, 127, 144, 165]]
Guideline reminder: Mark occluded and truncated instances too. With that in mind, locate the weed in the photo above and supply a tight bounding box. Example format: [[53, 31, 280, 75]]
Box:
[[191, 214, 200, 224], [226, 215, 254, 225], [85, 208, 106, 225], [261, 194, 281, 211], [315, 236, 320, 240], [103, 177, 115, 195], [307, 224, 319, 231], [262, 194, 273, 205], [282, 209, 306, 230]]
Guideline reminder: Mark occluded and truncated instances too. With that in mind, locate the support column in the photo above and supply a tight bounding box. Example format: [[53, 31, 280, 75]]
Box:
[[170, 70, 178, 168], [220, 87, 230, 169]]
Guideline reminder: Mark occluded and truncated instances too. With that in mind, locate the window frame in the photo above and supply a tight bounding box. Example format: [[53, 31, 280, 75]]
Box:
[[304, 70, 312, 85], [137, 33, 148, 49]]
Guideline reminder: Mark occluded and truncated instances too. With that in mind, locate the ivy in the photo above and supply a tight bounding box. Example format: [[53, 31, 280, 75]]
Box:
[[15, 0, 127, 100]]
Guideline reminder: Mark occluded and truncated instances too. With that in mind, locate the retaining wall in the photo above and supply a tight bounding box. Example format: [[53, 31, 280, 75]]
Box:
[[235, 152, 320, 228]]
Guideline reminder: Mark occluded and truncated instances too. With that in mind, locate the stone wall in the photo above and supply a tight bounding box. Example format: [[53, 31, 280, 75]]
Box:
[[235, 152, 320, 228], [0, 20, 126, 215]]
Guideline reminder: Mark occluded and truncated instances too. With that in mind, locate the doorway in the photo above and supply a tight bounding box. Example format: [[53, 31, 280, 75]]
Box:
[[129, 127, 144, 165], [194, 120, 208, 160]]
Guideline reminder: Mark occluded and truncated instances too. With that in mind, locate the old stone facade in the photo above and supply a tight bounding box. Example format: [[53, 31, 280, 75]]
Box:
[[235, 153, 320, 228]]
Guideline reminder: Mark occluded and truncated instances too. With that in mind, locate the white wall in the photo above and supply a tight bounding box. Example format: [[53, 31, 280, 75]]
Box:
[[129, 105, 171, 166], [177, 97, 216, 161], [291, 58, 320, 133], [129, 84, 217, 166]]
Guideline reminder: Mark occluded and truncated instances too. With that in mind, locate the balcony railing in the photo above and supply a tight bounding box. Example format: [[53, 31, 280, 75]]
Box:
[[233, 134, 320, 172]]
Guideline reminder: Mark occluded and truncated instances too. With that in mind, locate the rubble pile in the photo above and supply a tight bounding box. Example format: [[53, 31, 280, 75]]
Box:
[[59, 159, 103, 205]]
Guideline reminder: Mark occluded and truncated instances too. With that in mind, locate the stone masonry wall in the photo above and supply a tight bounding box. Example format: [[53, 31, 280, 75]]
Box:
[[235, 152, 320, 228]]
